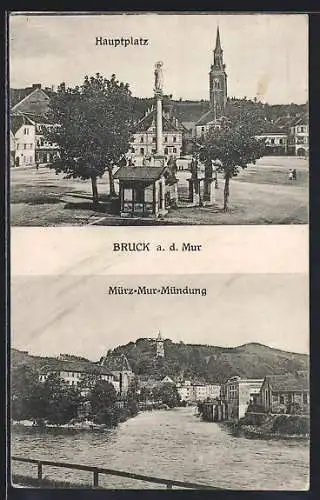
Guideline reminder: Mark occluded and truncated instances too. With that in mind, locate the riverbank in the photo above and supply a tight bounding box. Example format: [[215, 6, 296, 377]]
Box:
[[12, 407, 309, 489], [221, 413, 309, 441]]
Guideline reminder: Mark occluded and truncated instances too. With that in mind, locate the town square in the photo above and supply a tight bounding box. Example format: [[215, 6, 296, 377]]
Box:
[[9, 14, 308, 226]]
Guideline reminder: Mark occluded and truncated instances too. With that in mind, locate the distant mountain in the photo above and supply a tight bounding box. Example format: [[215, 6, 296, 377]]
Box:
[[99, 339, 308, 384]]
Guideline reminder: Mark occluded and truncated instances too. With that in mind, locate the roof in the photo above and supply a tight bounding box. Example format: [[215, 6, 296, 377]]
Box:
[[10, 114, 35, 134], [11, 87, 52, 116], [134, 108, 181, 133], [114, 166, 166, 182], [174, 101, 209, 124], [39, 359, 114, 377], [265, 374, 309, 392], [101, 353, 132, 372], [195, 110, 226, 126]]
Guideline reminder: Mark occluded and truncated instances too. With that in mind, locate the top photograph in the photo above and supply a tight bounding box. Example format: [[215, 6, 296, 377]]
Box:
[[8, 12, 308, 226]]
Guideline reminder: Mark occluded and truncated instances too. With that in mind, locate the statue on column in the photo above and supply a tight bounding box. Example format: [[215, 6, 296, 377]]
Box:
[[154, 61, 164, 92]]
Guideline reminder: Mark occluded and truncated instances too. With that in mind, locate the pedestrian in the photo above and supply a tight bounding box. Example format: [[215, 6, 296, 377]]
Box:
[[292, 168, 297, 180], [288, 169, 293, 181], [35, 161, 39, 171]]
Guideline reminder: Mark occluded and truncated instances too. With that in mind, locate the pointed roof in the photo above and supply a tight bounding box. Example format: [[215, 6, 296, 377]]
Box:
[[101, 353, 132, 372], [215, 26, 222, 52], [11, 87, 51, 116], [156, 331, 163, 341], [10, 113, 35, 135], [134, 108, 180, 133]]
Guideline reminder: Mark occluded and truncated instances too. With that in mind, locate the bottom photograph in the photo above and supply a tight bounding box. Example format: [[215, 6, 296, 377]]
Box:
[[10, 273, 309, 490]]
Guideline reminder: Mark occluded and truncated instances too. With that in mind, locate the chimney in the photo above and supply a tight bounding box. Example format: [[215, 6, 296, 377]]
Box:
[[32, 83, 41, 90]]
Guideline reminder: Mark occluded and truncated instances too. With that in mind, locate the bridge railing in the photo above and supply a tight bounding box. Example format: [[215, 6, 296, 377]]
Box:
[[12, 456, 219, 490]]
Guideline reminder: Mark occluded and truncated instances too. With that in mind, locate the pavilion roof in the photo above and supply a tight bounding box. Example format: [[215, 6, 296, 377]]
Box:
[[114, 166, 166, 182]]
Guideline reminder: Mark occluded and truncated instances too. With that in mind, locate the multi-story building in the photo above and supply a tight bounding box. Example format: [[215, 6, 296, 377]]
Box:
[[259, 373, 309, 414], [39, 355, 118, 394], [129, 107, 183, 164], [221, 376, 264, 420], [288, 118, 309, 157], [10, 83, 59, 167], [176, 380, 221, 403], [176, 380, 194, 403], [255, 132, 288, 155]]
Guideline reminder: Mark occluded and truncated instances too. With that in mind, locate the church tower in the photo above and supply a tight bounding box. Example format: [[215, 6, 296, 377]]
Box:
[[209, 27, 228, 119], [156, 331, 165, 358]]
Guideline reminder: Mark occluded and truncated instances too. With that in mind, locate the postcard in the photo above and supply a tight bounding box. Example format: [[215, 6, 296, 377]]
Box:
[[8, 11, 309, 491]]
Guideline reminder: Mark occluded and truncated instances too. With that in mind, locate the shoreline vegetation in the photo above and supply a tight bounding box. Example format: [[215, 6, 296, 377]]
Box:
[[220, 414, 309, 441]]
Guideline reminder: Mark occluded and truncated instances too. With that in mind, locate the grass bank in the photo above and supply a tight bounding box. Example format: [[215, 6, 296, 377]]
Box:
[[229, 413, 310, 441]]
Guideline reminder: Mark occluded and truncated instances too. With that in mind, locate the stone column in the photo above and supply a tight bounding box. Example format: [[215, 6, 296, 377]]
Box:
[[156, 95, 163, 155]]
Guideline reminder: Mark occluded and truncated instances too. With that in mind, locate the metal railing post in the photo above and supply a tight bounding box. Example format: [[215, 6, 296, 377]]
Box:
[[37, 462, 42, 481], [93, 470, 99, 488]]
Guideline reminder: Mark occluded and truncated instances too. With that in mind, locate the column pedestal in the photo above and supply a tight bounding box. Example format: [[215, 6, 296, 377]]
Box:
[[203, 178, 215, 206]]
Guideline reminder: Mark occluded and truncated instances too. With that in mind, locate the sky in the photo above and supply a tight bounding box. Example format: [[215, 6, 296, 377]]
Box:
[[9, 12, 308, 104], [11, 273, 309, 360]]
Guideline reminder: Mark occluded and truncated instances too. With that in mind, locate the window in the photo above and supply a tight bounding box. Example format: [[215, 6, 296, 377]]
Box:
[[279, 139, 283, 144], [303, 393, 308, 404], [152, 137, 156, 142], [164, 136, 168, 142], [24, 128, 29, 135], [135, 187, 144, 204], [270, 138, 275, 144], [201, 127, 205, 132], [140, 147, 144, 155], [16, 144, 19, 150], [23, 144, 27, 149], [140, 136, 144, 143], [173, 136, 176, 142], [173, 148, 177, 153], [164, 147, 168, 155], [279, 395, 284, 404]]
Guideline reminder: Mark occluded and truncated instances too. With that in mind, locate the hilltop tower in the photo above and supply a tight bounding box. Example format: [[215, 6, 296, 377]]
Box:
[[209, 27, 228, 119], [156, 331, 165, 358]]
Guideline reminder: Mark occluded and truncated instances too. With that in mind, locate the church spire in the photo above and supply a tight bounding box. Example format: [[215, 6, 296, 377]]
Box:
[[215, 26, 222, 52], [209, 25, 227, 117]]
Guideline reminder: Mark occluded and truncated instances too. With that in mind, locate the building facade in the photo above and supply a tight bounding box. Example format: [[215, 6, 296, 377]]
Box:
[[10, 84, 59, 167], [129, 108, 183, 164], [255, 133, 288, 155], [176, 380, 221, 403], [259, 374, 309, 414], [221, 376, 264, 420], [288, 121, 309, 157], [39, 357, 118, 394]]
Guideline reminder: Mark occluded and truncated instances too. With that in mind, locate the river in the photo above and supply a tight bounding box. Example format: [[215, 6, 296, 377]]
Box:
[[11, 407, 309, 490]]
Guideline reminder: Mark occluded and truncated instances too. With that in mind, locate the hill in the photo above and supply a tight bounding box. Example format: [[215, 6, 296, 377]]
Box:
[[100, 339, 308, 383], [11, 340, 308, 384]]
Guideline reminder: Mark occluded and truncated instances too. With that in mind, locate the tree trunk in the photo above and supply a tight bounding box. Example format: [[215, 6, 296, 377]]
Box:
[[108, 167, 116, 197], [223, 173, 231, 212], [91, 175, 99, 208]]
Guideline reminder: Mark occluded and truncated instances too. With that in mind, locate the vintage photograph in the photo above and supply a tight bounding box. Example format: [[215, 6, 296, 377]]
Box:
[[11, 271, 309, 490], [9, 12, 308, 226]]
